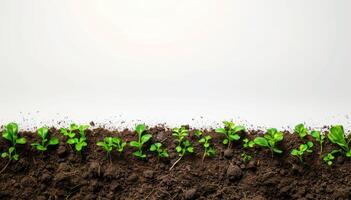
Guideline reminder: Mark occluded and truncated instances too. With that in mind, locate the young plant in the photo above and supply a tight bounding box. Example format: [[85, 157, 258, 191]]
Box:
[[241, 152, 252, 163], [129, 124, 152, 159], [1, 122, 26, 161], [291, 141, 314, 162], [215, 121, 245, 148], [60, 124, 89, 152], [294, 123, 308, 139], [323, 150, 340, 166], [327, 125, 351, 157], [31, 127, 59, 151], [97, 137, 126, 159], [311, 130, 325, 154], [254, 128, 284, 156], [170, 126, 194, 170], [243, 138, 255, 148], [198, 135, 216, 162], [150, 142, 169, 158]]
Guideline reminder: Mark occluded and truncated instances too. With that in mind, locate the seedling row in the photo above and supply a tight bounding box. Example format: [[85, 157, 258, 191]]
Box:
[[1, 121, 351, 171]]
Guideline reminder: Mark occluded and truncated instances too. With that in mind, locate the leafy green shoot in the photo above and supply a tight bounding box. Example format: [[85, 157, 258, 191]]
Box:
[[60, 124, 89, 152], [291, 142, 314, 163], [327, 125, 351, 157], [170, 126, 194, 170], [241, 152, 252, 163], [215, 121, 245, 148], [323, 150, 340, 166], [1, 122, 26, 161], [310, 130, 325, 154], [243, 138, 255, 148], [150, 142, 169, 158], [31, 127, 59, 152], [97, 136, 126, 161], [294, 123, 308, 139], [129, 124, 152, 159], [254, 128, 284, 156], [198, 134, 216, 162]]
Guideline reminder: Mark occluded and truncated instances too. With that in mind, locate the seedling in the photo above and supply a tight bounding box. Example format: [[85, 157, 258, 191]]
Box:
[[60, 124, 89, 152], [198, 135, 216, 162], [294, 123, 308, 139], [241, 152, 252, 163], [310, 130, 325, 154], [31, 127, 59, 151], [170, 126, 194, 170], [97, 137, 126, 160], [254, 128, 284, 156], [150, 142, 169, 158], [215, 121, 245, 148], [1, 122, 26, 161], [129, 124, 152, 159], [327, 125, 351, 157], [291, 142, 314, 162], [243, 138, 255, 148], [323, 150, 340, 166]]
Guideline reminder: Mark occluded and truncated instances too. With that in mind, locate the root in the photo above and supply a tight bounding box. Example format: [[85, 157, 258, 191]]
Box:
[[0, 160, 11, 175], [169, 156, 183, 171]]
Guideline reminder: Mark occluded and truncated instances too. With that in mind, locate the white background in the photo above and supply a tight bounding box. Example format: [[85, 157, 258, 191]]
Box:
[[0, 0, 350, 130]]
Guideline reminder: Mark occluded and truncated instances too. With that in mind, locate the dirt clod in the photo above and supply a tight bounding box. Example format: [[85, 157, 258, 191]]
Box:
[[184, 188, 197, 200], [226, 164, 242, 181]]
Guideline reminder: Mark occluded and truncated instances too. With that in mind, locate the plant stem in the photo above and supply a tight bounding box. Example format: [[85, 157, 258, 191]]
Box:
[[0, 160, 11, 174], [169, 155, 183, 170]]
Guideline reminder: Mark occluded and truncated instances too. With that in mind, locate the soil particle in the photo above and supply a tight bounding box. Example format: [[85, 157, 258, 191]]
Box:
[[127, 173, 139, 183], [57, 145, 67, 157], [39, 172, 52, 183], [143, 169, 154, 179], [20, 176, 36, 188], [246, 160, 256, 170], [224, 149, 233, 159], [226, 164, 242, 181], [88, 161, 102, 177], [184, 188, 197, 200]]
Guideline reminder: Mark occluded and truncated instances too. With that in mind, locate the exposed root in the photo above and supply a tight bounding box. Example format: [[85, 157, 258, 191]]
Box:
[[0, 160, 11, 175], [169, 156, 183, 170]]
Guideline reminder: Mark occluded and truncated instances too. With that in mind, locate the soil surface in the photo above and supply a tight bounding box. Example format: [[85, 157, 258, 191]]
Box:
[[0, 126, 350, 200]]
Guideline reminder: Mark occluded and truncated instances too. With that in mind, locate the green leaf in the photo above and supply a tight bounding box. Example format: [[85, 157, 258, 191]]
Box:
[[294, 123, 308, 138], [274, 132, 284, 141], [187, 147, 194, 153], [150, 144, 157, 151], [16, 137, 26, 144], [70, 124, 79, 130], [141, 134, 152, 144], [176, 146, 182, 152], [254, 137, 269, 147], [215, 128, 226, 134], [291, 149, 299, 156], [204, 143, 209, 148], [9, 147, 15, 153], [233, 126, 246, 133], [2, 131, 12, 141], [7, 122, 19, 135], [37, 127, 49, 139], [96, 141, 105, 146], [67, 138, 77, 144], [75, 143, 83, 151], [31, 142, 40, 147], [48, 138, 59, 145], [273, 148, 283, 153], [130, 141, 141, 148], [133, 151, 145, 158], [223, 138, 229, 145], [13, 154, 19, 161], [160, 151, 169, 158], [229, 134, 240, 141], [346, 150, 351, 157], [1, 152, 8, 158], [135, 124, 146, 135], [328, 125, 348, 150], [311, 130, 321, 140], [198, 138, 205, 143], [36, 145, 47, 151]]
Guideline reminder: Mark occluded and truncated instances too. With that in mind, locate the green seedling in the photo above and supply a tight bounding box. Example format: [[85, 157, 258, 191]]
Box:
[[327, 125, 351, 157], [323, 150, 340, 166], [243, 138, 255, 148], [215, 121, 245, 148], [170, 126, 194, 170], [294, 123, 308, 139], [241, 152, 252, 163], [198, 135, 216, 162], [311, 130, 325, 154], [97, 137, 126, 161], [60, 124, 89, 152], [254, 128, 284, 156], [291, 142, 314, 162], [150, 142, 169, 158], [1, 122, 26, 161], [31, 127, 59, 151], [129, 124, 152, 159]]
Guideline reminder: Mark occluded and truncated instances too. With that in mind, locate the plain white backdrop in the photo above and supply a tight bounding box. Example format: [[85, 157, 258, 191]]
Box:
[[0, 0, 350, 130]]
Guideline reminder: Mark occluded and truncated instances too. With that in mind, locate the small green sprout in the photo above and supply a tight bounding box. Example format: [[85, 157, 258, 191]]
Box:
[[215, 121, 245, 147], [129, 124, 152, 159], [243, 138, 255, 148], [1, 122, 26, 161], [60, 124, 89, 152], [291, 141, 314, 162], [198, 135, 216, 162], [170, 126, 194, 170], [31, 127, 59, 151], [327, 125, 351, 157], [294, 123, 308, 139], [150, 142, 169, 158], [241, 152, 252, 163], [323, 150, 340, 166], [254, 128, 284, 156], [97, 137, 126, 159], [310, 130, 325, 154]]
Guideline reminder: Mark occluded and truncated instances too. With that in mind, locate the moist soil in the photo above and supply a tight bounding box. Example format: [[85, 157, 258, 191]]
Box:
[[0, 125, 350, 200]]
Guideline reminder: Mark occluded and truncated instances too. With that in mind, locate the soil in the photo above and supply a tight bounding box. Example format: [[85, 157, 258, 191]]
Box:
[[0, 126, 350, 200]]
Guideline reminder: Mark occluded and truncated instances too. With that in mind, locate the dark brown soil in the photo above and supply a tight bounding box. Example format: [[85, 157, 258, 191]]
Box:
[[0, 126, 350, 200]]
